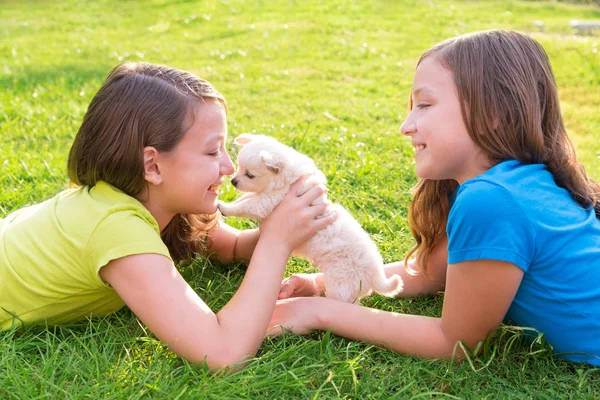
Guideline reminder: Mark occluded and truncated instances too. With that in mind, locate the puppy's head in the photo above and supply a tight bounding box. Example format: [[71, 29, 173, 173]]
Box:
[[229, 133, 315, 193]]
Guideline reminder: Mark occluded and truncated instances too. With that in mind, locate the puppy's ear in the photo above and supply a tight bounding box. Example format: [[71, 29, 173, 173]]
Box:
[[234, 133, 255, 146], [260, 150, 284, 174]]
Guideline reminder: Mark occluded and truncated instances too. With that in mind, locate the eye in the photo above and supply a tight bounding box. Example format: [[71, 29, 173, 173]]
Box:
[[245, 171, 255, 179], [416, 103, 430, 110], [208, 150, 221, 156]]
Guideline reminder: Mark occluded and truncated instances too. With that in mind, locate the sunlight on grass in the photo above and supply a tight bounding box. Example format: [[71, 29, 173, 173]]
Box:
[[1, 0, 599, 398]]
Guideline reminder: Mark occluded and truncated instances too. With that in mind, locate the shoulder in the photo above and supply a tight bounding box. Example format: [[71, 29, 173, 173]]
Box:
[[447, 172, 537, 270], [59, 181, 161, 234], [450, 160, 543, 222], [450, 179, 524, 223], [448, 178, 536, 247], [83, 183, 171, 270]]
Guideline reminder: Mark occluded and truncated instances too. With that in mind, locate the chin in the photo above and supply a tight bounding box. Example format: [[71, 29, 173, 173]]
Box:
[[192, 202, 218, 215], [202, 205, 219, 215], [414, 168, 429, 180], [415, 165, 438, 181]]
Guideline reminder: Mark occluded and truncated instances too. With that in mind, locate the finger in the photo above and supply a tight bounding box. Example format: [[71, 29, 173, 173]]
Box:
[[288, 175, 310, 196], [299, 184, 327, 206], [305, 202, 331, 219], [313, 210, 337, 229], [317, 199, 333, 207], [278, 281, 293, 299], [278, 290, 290, 300], [266, 324, 283, 337], [279, 275, 302, 298]]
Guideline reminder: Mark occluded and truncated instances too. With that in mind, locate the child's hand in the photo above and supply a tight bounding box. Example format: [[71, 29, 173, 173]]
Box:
[[278, 273, 324, 299], [267, 297, 321, 336], [259, 177, 336, 254]]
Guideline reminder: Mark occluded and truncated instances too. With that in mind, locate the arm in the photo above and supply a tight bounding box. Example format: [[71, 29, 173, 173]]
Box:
[[270, 259, 523, 359], [383, 235, 448, 297], [278, 236, 449, 299], [100, 248, 288, 368], [206, 221, 260, 264], [101, 181, 337, 370]]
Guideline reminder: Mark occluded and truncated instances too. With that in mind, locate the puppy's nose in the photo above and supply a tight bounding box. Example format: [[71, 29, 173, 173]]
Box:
[[231, 178, 238, 187]]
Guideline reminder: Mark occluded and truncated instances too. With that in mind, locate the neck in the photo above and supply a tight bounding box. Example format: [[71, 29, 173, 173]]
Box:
[[135, 194, 174, 232], [456, 153, 494, 184]]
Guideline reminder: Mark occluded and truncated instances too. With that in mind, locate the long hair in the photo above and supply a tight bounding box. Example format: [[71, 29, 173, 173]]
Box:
[[68, 62, 226, 263], [406, 30, 600, 274]]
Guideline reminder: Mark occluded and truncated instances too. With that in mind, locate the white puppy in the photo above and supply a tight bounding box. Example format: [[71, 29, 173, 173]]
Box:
[[218, 134, 403, 303]]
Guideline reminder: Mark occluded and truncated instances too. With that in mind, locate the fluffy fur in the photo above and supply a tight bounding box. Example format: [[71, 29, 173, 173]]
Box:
[[218, 134, 403, 303]]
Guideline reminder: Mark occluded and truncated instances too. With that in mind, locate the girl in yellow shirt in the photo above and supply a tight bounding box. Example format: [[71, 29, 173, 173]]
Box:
[[0, 62, 336, 370]]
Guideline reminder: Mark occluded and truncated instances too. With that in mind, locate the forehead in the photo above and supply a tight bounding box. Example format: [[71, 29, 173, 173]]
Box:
[[194, 99, 226, 127], [412, 56, 455, 94], [185, 99, 227, 144]]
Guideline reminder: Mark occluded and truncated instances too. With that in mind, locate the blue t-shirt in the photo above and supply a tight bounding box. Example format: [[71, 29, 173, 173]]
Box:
[[447, 160, 600, 365]]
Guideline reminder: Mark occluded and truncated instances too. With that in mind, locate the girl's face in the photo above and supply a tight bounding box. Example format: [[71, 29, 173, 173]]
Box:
[[400, 56, 488, 184], [156, 99, 235, 216]]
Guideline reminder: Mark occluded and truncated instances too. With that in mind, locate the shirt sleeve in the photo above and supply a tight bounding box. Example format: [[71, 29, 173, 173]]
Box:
[[84, 209, 173, 287], [447, 180, 536, 271]]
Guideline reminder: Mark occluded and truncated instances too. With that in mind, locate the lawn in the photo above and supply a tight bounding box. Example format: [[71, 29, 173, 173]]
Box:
[[1, 0, 599, 398]]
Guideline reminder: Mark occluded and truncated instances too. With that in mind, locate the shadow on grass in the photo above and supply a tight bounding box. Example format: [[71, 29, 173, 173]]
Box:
[[1, 63, 114, 93]]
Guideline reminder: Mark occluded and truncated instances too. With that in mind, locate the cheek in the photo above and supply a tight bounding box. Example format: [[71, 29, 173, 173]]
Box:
[[203, 162, 220, 177], [194, 161, 221, 185]]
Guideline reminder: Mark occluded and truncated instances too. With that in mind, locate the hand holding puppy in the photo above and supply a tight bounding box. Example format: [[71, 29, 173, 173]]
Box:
[[259, 177, 336, 254], [219, 134, 403, 303]]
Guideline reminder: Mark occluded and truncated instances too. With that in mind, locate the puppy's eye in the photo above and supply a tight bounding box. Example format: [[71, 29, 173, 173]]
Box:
[[245, 171, 255, 179]]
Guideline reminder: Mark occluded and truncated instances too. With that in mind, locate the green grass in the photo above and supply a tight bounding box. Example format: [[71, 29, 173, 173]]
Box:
[[1, 0, 599, 398]]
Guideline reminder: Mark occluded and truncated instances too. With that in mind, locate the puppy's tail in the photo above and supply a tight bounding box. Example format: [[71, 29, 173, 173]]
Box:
[[371, 269, 404, 297]]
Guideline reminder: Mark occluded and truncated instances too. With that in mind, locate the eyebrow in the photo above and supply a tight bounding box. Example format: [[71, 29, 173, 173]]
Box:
[[208, 132, 227, 143], [412, 87, 435, 97]]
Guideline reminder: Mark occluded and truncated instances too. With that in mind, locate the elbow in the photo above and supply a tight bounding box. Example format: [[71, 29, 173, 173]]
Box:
[[438, 339, 484, 361], [213, 252, 235, 265], [211, 349, 254, 371], [187, 346, 255, 372], [436, 320, 487, 360]]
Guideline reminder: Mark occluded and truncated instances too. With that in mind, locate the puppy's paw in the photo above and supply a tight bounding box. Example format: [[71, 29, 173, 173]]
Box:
[[218, 201, 234, 216]]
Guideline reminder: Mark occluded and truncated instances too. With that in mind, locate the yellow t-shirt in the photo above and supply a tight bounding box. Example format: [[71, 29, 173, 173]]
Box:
[[0, 181, 172, 330]]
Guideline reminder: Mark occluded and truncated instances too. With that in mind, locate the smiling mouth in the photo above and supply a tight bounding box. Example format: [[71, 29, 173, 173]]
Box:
[[415, 144, 426, 153]]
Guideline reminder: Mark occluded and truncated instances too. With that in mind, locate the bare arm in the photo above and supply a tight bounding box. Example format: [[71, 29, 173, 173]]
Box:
[[100, 181, 336, 370], [206, 221, 260, 264], [270, 259, 523, 359], [384, 235, 448, 297], [100, 245, 288, 369], [278, 236, 449, 299]]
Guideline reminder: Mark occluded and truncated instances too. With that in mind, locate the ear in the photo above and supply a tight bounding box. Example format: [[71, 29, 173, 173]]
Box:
[[143, 146, 163, 185], [234, 133, 255, 146], [260, 150, 283, 174]]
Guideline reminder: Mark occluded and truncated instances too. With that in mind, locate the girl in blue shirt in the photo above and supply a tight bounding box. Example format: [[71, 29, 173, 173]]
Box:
[[269, 29, 600, 366]]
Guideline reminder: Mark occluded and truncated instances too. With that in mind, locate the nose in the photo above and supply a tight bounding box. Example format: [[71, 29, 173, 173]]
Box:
[[231, 178, 238, 187], [400, 111, 416, 137], [220, 152, 236, 176]]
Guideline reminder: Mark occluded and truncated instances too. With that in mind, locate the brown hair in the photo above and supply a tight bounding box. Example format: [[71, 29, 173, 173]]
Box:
[[406, 30, 600, 274], [68, 62, 226, 263]]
